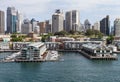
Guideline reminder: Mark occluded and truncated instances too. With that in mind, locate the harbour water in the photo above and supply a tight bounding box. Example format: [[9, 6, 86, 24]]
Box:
[[0, 52, 120, 82]]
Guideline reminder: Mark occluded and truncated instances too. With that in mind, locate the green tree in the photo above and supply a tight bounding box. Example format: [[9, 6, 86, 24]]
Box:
[[85, 29, 103, 38], [54, 31, 68, 36], [11, 34, 17, 38], [11, 34, 23, 42], [69, 30, 76, 35], [106, 35, 114, 44], [85, 29, 94, 36], [41, 34, 51, 42]]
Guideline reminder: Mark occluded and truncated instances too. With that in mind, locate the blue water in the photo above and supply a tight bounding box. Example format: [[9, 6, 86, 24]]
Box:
[[0, 52, 120, 82]]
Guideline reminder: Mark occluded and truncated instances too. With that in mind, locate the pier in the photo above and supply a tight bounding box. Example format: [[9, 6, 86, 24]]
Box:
[[0, 41, 118, 63], [79, 50, 117, 60], [0, 50, 19, 53], [58, 50, 118, 60], [80, 43, 118, 60], [15, 51, 60, 62], [0, 52, 21, 62], [15, 59, 44, 62]]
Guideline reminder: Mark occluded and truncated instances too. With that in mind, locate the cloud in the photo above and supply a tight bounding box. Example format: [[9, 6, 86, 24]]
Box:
[[0, 0, 120, 24]]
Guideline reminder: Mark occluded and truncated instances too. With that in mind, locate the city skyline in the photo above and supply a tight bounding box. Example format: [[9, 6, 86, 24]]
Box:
[[0, 0, 120, 25]]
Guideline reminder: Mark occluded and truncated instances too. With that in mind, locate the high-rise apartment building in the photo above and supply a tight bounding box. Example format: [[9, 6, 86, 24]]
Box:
[[93, 22, 100, 31], [38, 22, 46, 34], [52, 9, 64, 33], [80, 23, 85, 32], [114, 18, 120, 37], [34, 26, 40, 34], [21, 19, 32, 34], [84, 19, 91, 31], [111, 26, 115, 36], [65, 10, 80, 32], [16, 12, 23, 33], [100, 15, 110, 36], [31, 18, 37, 32], [45, 20, 52, 33], [0, 10, 5, 34]]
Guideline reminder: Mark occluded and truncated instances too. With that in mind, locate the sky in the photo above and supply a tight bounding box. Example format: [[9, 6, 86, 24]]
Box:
[[0, 0, 120, 26]]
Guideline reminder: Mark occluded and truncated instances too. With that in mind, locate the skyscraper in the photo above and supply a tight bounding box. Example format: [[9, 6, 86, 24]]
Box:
[[111, 26, 114, 36], [84, 19, 91, 31], [7, 7, 17, 33], [31, 18, 37, 32], [45, 20, 52, 33], [80, 23, 85, 32], [34, 26, 40, 34], [21, 19, 32, 34], [100, 15, 110, 36], [114, 18, 120, 37], [38, 22, 46, 34], [0, 10, 5, 34], [16, 12, 23, 33], [52, 9, 64, 33], [65, 10, 80, 32]]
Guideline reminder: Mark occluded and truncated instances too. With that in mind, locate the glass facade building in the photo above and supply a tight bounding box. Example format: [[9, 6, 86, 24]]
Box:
[[100, 15, 110, 36], [7, 7, 17, 33]]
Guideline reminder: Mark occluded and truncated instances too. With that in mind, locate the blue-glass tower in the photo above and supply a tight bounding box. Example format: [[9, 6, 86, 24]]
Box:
[[7, 7, 17, 33]]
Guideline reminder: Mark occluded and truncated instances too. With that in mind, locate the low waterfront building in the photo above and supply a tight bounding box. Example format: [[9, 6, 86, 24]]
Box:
[[0, 42, 10, 50], [55, 37, 74, 42], [12, 42, 31, 50], [49, 36, 74, 42], [27, 32, 37, 38], [108, 45, 117, 52], [49, 36, 57, 42], [3, 38, 11, 42], [113, 41, 120, 51], [16, 42, 47, 61], [63, 41, 82, 50], [45, 42, 60, 50], [63, 41, 102, 50], [81, 43, 117, 59], [0, 35, 10, 42]]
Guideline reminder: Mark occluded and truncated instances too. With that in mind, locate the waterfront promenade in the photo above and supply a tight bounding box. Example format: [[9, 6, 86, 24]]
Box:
[[0, 50, 19, 52], [0, 49, 118, 63], [0, 41, 118, 62]]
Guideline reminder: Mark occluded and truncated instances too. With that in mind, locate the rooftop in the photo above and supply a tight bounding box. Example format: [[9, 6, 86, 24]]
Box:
[[28, 42, 44, 48]]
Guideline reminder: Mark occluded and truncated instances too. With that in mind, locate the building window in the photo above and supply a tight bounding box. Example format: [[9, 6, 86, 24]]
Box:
[[54, 17, 56, 20]]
